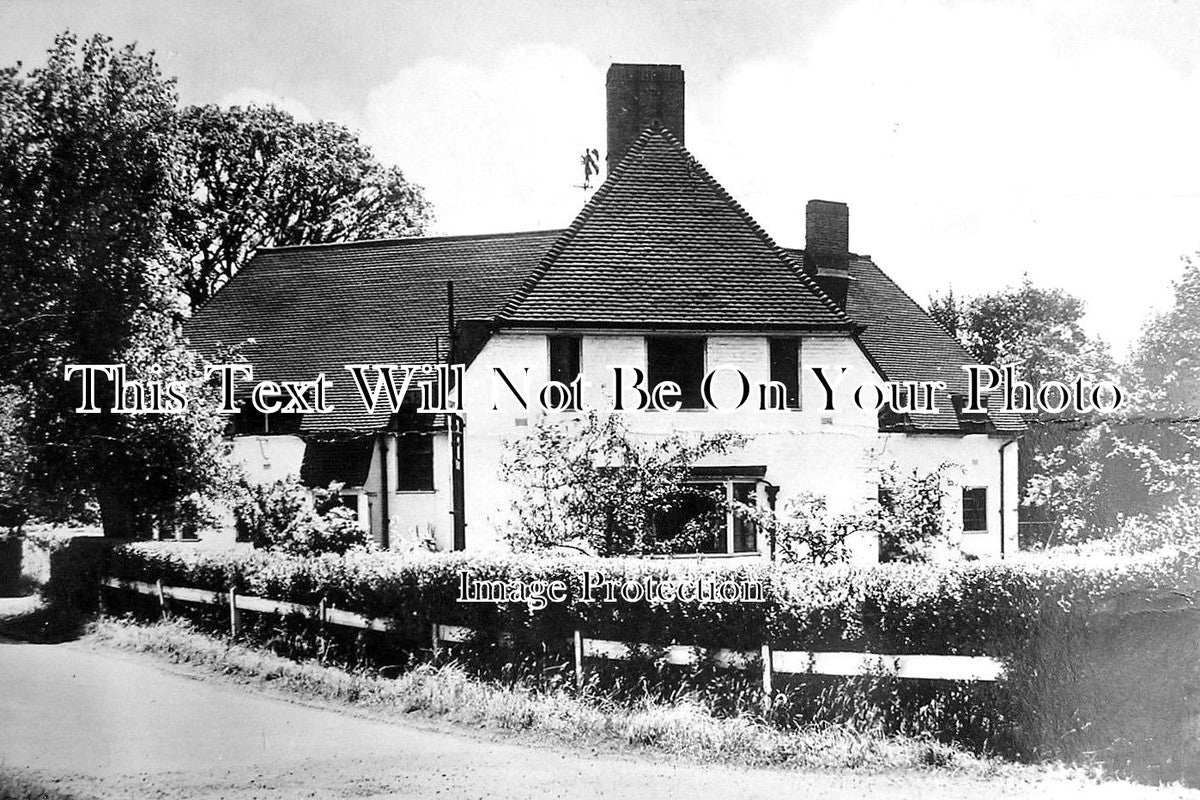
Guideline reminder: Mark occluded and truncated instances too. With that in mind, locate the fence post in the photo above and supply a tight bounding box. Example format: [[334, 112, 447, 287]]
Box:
[[761, 643, 773, 714], [97, 582, 107, 615], [573, 630, 585, 691], [228, 587, 240, 638], [430, 623, 440, 658], [156, 579, 167, 620]]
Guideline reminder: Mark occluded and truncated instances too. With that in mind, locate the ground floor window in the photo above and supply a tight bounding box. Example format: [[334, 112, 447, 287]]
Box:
[[654, 479, 768, 554], [396, 434, 435, 491], [962, 487, 988, 532]]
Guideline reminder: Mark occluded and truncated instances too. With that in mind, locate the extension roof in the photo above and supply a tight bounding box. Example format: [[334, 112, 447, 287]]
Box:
[[186, 230, 560, 432], [186, 125, 1020, 436]]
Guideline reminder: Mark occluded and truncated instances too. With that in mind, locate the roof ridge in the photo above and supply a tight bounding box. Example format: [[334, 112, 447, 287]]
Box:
[[498, 125, 851, 326], [262, 228, 564, 254]]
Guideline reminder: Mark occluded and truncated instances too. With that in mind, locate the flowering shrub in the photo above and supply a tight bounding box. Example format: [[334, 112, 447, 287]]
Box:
[[499, 412, 745, 556], [233, 477, 372, 556]]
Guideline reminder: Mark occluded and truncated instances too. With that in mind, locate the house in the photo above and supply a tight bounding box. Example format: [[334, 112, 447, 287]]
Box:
[[186, 63, 1024, 560]]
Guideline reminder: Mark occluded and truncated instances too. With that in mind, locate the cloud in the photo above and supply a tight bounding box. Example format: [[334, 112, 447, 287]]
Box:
[[699, 0, 1200, 354], [358, 45, 604, 235]]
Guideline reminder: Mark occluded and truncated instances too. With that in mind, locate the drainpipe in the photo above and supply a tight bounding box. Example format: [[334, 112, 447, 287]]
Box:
[[378, 431, 390, 550], [998, 437, 1018, 558]]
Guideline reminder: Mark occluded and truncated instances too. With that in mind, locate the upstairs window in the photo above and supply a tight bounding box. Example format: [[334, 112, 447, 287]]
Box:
[[231, 397, 302, 435], [768, 338, 801, 410], [962, 487, 988, 532], [548, 335, 582, 410], [647, 336, 705, 409], [396, 434, 435, 491]]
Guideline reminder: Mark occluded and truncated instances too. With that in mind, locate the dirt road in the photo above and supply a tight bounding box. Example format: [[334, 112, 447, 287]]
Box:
[[0, 634, 1194, 800]]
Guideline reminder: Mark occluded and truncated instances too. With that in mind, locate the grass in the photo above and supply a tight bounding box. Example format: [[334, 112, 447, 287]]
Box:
[[87, 615, 1036, 777]]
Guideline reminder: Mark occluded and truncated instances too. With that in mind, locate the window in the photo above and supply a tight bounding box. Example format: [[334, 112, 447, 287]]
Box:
[[396, 434, 435, 491], [653, 479, 765, 554], [231, 398, 302, 435], [548, 335, 582, 409], [768, 338, 801, 410], [731, 482, 759, 553], [654, 485, 726, 554], [647, 336, 705, 409], [962, 487, 987, 532]]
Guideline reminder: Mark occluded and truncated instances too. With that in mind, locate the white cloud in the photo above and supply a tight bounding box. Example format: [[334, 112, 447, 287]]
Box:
[[698, 0, 1200, 355], [358, 45, 604, 235], [282, 2, 1199, 355]]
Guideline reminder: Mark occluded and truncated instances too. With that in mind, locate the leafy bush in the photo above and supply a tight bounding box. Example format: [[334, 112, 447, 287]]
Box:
[[735, 493, 861, 566], [104, 541, 1200, 779], [876, 463, 955, 562], [500, 412, 744, 556], [233, 477, 373, 556]]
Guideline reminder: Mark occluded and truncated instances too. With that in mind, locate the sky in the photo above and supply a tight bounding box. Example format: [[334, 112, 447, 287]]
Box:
[[3, 0, 1200, 356]]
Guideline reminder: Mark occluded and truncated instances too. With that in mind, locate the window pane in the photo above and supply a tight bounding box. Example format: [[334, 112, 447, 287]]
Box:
[[768, 338, 801, 410], [732, 482, 758, 553], [654, 484, 725, 553], [396, 434, 435, 491], [548, 336, 581, 410], [549, 336, 581, 385], [962, 487, 987, 531], [647, 337, 705, 409]]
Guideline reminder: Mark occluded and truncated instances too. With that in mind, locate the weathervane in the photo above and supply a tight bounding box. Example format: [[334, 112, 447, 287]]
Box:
[[576, 148, 600, 189]]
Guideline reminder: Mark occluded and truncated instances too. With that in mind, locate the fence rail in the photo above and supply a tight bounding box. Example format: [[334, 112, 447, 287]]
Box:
[[100, 576, 1006, 697]]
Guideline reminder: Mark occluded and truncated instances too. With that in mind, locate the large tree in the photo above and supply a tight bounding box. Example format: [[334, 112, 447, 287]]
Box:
[[0, 33, 229, 536], [929, 278, 1116, 544], [171, 104, 433, 308], [929, 277, 1113, 386]]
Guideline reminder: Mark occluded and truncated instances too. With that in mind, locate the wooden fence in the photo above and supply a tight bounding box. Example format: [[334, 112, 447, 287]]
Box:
[[100, 576, 1006, 700]]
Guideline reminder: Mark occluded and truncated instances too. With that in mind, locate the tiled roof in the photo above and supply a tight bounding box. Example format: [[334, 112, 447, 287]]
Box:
[[783, 250, 1024, 435], [186, 126, 1021, 437], [186, 230, 561, 432], [499, 127, 852, 330]]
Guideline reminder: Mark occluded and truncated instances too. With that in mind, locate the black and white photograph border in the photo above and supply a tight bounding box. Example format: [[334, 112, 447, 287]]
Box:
[[1, 1, 1199, 798]]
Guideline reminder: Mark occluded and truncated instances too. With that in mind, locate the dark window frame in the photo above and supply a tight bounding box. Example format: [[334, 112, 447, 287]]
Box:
[[962, 486, 988, 532], [646, 336, 706, 410], [395, 433, 436, 492], [768, 337, 802, 410], [548, 335, 582, 410]]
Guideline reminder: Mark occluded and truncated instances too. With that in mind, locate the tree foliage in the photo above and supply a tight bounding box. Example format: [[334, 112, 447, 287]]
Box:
[[1025, 256, 1200, 542], [929, 276, 1113, 385], [499, 412, 744, 557], [171, 104, 433, 307], [0, 33, 231, 536], [929, 278, 1120, 544]]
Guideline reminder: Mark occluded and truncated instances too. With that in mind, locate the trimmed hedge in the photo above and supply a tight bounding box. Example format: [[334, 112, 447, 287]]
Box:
[[104, 543, 1200, 781]]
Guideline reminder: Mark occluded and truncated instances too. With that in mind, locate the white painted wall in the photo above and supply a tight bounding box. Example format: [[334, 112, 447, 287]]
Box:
[[223, 330, 1018, 561], [457, 330, 1017, 560]]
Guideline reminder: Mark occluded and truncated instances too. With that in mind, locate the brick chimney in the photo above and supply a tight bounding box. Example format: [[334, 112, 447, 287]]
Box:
[[606, 63, 685, 174], [805, 199, 852, 308]]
